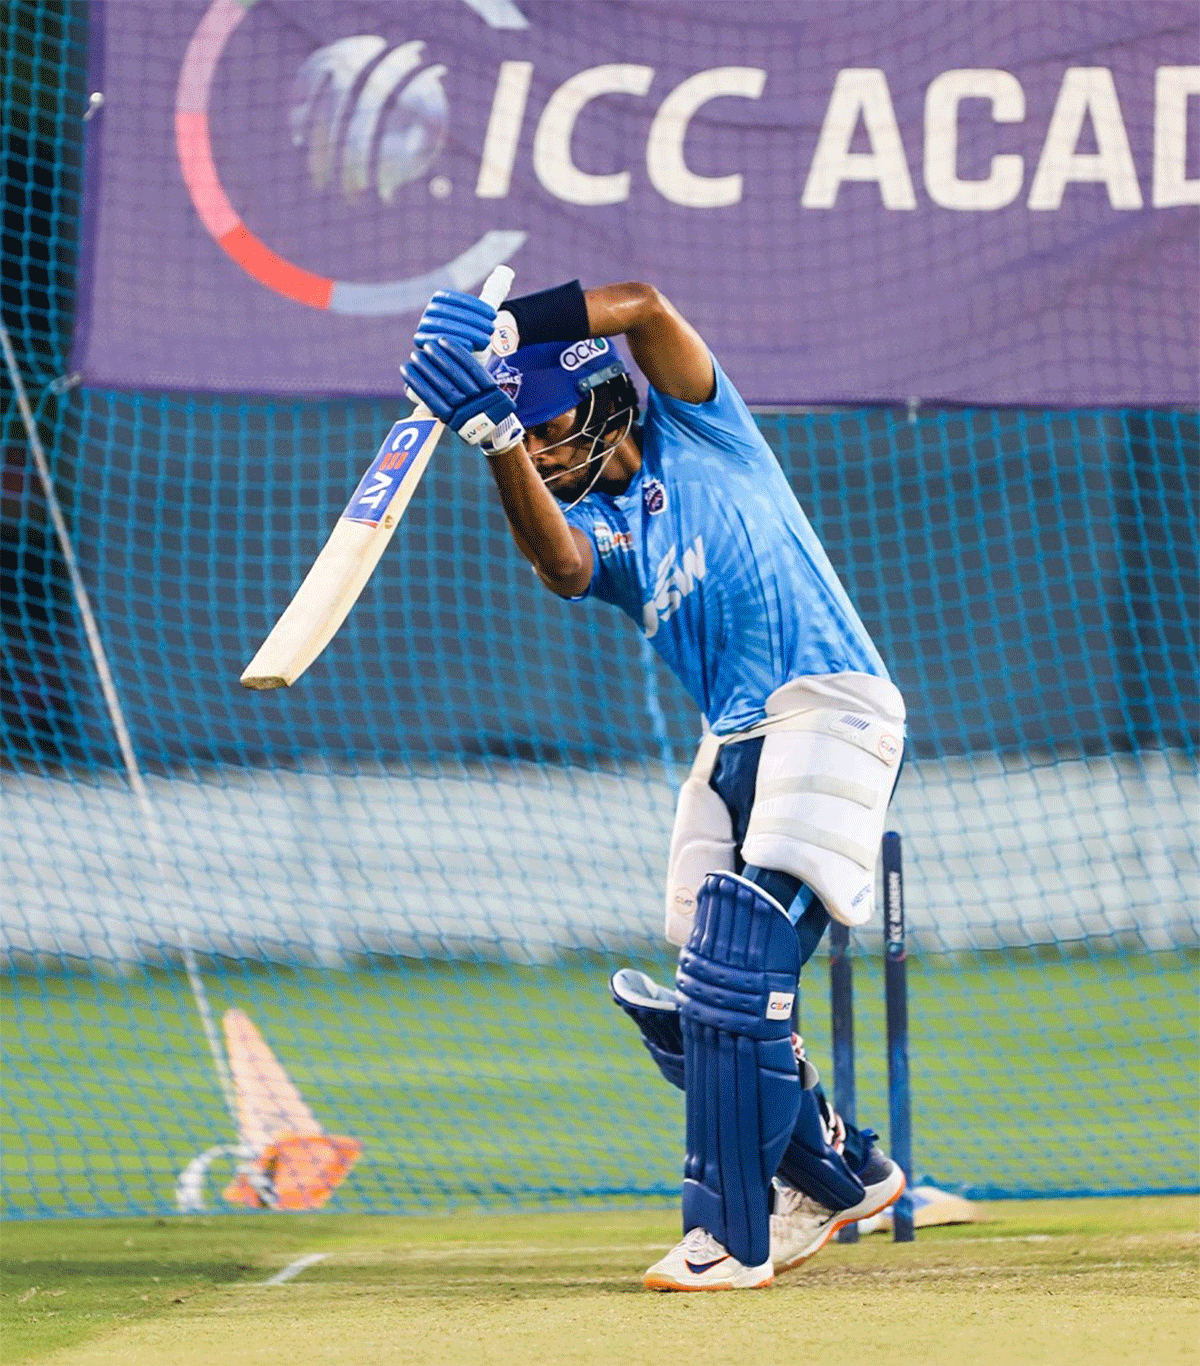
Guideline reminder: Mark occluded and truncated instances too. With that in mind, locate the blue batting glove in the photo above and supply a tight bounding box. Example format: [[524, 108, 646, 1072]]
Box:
[[413, 291, 497, 354], [401, 339, 524, 454]]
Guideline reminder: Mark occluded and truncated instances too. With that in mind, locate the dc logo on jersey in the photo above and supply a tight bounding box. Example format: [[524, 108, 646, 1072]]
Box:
[[490, 358, 523, 402], [559, 338, 610, 372], [289, 39, 448, 204], [643, 479, 666, 516]]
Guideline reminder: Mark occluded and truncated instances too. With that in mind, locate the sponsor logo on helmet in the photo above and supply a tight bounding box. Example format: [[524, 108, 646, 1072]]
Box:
[[559, 337, 611, 372]]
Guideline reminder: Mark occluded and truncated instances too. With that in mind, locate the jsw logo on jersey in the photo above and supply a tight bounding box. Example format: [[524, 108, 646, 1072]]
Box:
[[642, 537, 705, 639]]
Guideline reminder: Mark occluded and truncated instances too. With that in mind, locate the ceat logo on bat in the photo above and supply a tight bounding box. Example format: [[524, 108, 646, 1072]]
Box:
[[342, 419, 437, 526]]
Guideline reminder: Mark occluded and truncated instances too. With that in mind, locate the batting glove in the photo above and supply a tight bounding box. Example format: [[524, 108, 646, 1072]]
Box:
[[412, 289, 520, 357], [401, 339, 525, 454], [412, 290, 497, 354]]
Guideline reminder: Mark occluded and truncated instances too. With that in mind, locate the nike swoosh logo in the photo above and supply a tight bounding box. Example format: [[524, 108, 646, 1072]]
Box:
[[685, 1255, 730, 1274]]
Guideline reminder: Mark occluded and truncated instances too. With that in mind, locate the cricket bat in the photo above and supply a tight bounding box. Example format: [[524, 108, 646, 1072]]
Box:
[[240, 265, 515, 690]]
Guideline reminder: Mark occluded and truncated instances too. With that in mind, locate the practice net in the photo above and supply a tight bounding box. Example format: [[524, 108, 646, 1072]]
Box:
[[3, 0, 1197, 1217]]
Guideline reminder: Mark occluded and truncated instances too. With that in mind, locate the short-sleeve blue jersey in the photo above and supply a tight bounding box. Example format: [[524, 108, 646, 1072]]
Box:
[[563, 357, 889, 734]]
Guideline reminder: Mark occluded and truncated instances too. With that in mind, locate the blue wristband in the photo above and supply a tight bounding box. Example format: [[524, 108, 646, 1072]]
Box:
[[506, 280, 590, 346]]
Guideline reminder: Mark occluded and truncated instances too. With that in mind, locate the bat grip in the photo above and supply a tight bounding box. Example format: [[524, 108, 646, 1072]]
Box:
[[475, 264, 516, 368], [479, 264, 515, 313]]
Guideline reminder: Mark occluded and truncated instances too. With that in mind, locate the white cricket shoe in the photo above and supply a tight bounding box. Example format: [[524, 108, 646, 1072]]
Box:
[[643, 1227, 774, 1292], [770, 1158, 906, 1272]]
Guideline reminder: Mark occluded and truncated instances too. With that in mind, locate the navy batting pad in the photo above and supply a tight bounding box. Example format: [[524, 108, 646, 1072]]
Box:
[[609, 968, 685, 1092], [676, 872, 801, 1267]]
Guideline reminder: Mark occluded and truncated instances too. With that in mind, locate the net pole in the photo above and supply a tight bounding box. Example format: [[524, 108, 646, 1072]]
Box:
[[1, 321, 241, 1137], [882, 830, 914, 1241], [829, 917, 858, 1243]]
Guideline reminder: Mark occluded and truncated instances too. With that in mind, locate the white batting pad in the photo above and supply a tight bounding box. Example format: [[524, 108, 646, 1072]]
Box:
[[742, 722, 903, 927], [663, 775, 736, 946]]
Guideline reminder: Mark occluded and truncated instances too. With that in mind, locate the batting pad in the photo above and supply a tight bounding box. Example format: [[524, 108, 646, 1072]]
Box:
[[609, 968, 685, 1091], [742, 720, 902, 928], [663, 774, 736, 946], [676, 872, 801, 1268]]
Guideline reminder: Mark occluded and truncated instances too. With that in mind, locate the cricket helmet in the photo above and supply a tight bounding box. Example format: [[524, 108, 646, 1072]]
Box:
[[488, 338, 628, 428]]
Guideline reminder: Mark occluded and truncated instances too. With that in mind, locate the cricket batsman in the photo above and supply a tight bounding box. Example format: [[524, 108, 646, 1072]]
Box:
[[400, 279, 907, 1290]]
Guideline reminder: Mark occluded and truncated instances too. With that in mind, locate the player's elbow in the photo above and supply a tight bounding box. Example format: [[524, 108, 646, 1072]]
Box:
[[534, 543, 591, 599], [623, 282, 672, 326]]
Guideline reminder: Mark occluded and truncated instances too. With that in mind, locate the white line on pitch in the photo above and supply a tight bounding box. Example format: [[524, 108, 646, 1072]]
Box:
[[262, 1253, 329, 1285], [386, 1243, 672, 1261]]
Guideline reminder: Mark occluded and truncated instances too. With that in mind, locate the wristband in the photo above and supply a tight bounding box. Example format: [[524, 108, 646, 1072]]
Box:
[[506, 280, 590, 348]]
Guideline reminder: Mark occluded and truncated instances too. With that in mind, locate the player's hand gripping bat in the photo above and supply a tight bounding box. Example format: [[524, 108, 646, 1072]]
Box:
[[240, 265, 514, 689]]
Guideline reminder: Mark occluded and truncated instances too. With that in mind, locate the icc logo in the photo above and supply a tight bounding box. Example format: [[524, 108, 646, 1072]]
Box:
[[175, 0, 527, 315], [289, 38, 449, 204]]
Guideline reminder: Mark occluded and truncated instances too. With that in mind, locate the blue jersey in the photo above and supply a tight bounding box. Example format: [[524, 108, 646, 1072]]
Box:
[[563, 358, 888, 734]]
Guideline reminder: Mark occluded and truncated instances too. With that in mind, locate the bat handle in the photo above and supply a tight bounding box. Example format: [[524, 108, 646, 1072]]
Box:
[[476, 264, 516, 367], [479, 264, 515, 313]]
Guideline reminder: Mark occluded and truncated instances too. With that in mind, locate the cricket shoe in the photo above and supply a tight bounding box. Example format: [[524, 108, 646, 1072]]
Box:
[[643, 1227, 774, 1292], [769, 1145, 906, 1273]]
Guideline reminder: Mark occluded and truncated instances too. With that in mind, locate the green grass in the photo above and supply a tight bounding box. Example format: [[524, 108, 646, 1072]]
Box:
[[2, 949, 1197, 1217], [2, 1197, 1198, 1365]]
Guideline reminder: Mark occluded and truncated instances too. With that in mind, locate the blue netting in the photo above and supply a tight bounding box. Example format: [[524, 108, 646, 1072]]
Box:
[[2, 1, 1196, 1217]]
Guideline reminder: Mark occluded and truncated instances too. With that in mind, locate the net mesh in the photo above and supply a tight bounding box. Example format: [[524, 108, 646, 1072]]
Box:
[[2, 0, 1197, 1217]]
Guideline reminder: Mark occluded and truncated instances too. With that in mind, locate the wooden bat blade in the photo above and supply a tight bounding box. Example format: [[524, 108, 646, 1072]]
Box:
[[240, 263, 515, 690], [240, 416, 441, 688]]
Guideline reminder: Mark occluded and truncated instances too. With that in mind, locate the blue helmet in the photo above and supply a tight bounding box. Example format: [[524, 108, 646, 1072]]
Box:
[[488, 338, 628, 428]]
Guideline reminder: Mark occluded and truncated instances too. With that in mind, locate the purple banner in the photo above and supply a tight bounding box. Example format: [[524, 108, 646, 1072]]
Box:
[[75, 1, 1199, 405]]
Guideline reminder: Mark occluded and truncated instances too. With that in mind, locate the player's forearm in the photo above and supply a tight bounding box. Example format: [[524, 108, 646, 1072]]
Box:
[[582, 283, 714, 404], [485, 445, 588, 589], [498, 278, 712, 403], [581, 281, 668, 340]]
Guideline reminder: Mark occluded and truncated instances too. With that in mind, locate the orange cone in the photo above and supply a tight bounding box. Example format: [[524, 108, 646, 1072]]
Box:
[[220, 1009, 361, 1210]]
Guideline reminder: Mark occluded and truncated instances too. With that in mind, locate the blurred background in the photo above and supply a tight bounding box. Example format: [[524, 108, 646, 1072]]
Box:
[[2, 0, 1197, 1217]]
